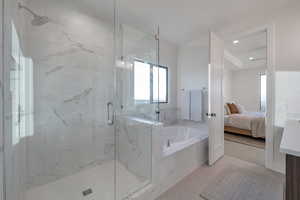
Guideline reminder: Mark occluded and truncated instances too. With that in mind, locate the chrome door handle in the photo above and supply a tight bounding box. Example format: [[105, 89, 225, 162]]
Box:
[[107, 102, 114, 125]]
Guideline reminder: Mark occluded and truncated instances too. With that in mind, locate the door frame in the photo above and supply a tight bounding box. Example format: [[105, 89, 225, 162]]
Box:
[[221, 24, 277, 172]]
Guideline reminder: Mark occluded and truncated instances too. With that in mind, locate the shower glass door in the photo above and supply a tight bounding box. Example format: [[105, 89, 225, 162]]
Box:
[[3, 0, 157, 199], [3, 0, 118, 200], [114, 4, 160, 198]]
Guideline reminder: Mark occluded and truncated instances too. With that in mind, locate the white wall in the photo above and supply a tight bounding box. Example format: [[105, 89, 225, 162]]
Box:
[[177, 45, 208, 91], [160, 41, 178, 109], [223, 67, 233, 103], [177, 45, 208, 119], [158, 40, 179, 123], [231, 68, 266, 112]]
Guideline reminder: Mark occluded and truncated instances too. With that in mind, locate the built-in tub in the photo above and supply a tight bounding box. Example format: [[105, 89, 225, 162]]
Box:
[[126, 120, 208, 200], [161, 123, 208, 157]]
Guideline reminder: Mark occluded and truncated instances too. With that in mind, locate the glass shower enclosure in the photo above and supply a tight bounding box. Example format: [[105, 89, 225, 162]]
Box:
[[1, 0, 160, 199]]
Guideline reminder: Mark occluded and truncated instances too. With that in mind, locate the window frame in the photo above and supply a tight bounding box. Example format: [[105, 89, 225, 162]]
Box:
[[133, 59, 168, 104]]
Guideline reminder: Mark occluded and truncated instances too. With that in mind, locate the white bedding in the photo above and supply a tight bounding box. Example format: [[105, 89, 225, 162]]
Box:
[[224, 112, 265, 138]]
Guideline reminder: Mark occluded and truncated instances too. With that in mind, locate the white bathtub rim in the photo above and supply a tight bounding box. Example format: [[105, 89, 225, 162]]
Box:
[[162, 135, 208, 158]]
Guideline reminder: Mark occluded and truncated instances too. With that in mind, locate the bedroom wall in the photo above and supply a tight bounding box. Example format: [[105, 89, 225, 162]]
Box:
[[231, 67, 266, 112], [223, 67, 233, 103]]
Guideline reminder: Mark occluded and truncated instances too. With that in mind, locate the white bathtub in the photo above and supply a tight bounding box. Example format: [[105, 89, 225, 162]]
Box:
[[161, 123, 208, 157]]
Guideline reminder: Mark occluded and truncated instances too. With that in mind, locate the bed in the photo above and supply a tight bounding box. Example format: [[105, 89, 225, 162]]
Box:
[[224, 112, 265, 138]]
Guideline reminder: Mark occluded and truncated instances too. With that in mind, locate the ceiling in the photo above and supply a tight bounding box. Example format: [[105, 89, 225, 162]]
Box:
[[79, 0, 295, 45], [225, 31, 267, 70]]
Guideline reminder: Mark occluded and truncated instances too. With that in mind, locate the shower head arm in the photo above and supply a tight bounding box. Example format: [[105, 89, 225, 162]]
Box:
[[18, 3, 39, 17]]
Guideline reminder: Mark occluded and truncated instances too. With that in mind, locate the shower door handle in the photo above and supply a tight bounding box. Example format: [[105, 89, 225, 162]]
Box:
[[107, 102, 114, 125]]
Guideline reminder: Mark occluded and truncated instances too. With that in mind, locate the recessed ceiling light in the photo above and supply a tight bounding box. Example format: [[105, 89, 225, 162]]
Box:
[[233, 40, 239, 45], [249, 57, 255, 61]]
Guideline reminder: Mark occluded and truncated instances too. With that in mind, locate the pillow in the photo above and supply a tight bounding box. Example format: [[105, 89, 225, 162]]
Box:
[[227, 103, 239, 114], [224, 104, 231, 115], [235, 103, 246, 113]]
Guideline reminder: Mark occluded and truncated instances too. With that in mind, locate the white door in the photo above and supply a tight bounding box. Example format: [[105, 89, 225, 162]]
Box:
[[208, 32, 225, 165]]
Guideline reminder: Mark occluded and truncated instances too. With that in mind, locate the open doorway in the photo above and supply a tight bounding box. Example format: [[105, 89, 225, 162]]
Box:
[[208, 27, 275, 169], [223, 31, 267, 166]]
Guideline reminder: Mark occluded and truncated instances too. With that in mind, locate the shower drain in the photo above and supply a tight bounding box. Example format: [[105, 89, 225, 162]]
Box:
[[82, 188, 93, 196]]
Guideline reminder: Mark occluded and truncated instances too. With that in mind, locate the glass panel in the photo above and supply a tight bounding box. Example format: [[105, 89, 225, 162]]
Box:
[[3, 0, 117, 200], [114, 23, 158, 199]]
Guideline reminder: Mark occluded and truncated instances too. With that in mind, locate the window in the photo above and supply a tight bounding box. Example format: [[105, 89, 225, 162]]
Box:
[[260, 74, 267, 112], [134, 60, 168, 104], [134, 61, 151, 103]]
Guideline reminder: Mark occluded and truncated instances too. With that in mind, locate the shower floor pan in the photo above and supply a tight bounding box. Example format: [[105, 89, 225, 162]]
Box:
[[25, 160, 147, 200]]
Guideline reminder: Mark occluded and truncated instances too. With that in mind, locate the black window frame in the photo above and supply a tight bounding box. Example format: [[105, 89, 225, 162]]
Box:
[[133, 59, 168, 104]]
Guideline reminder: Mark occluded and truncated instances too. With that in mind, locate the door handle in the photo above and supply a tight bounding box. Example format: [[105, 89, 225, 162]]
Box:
[[107, 102, 114, 125], [206, 113, 217, 117]]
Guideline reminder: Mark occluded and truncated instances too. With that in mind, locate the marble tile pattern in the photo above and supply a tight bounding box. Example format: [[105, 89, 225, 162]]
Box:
[[116, 117, 152, 187], [18, 0, 116, 189]]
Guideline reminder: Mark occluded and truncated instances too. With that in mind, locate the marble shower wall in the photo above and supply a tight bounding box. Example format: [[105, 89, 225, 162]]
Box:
[[20, 0, 116, 189]]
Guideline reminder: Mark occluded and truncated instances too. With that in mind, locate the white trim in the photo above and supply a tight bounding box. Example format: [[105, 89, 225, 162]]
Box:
[[265, 24, 277, 172], [222, 24, 277, 172]]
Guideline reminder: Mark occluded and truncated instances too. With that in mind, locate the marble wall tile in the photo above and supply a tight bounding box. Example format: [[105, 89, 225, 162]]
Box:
[[117, 117, 152, 181], [18, 0, 116, 189]]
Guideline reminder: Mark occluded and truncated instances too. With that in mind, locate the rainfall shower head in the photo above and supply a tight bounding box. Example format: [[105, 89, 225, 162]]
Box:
[[31, 15, 50, 26], [18, 3, 50, 26]]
